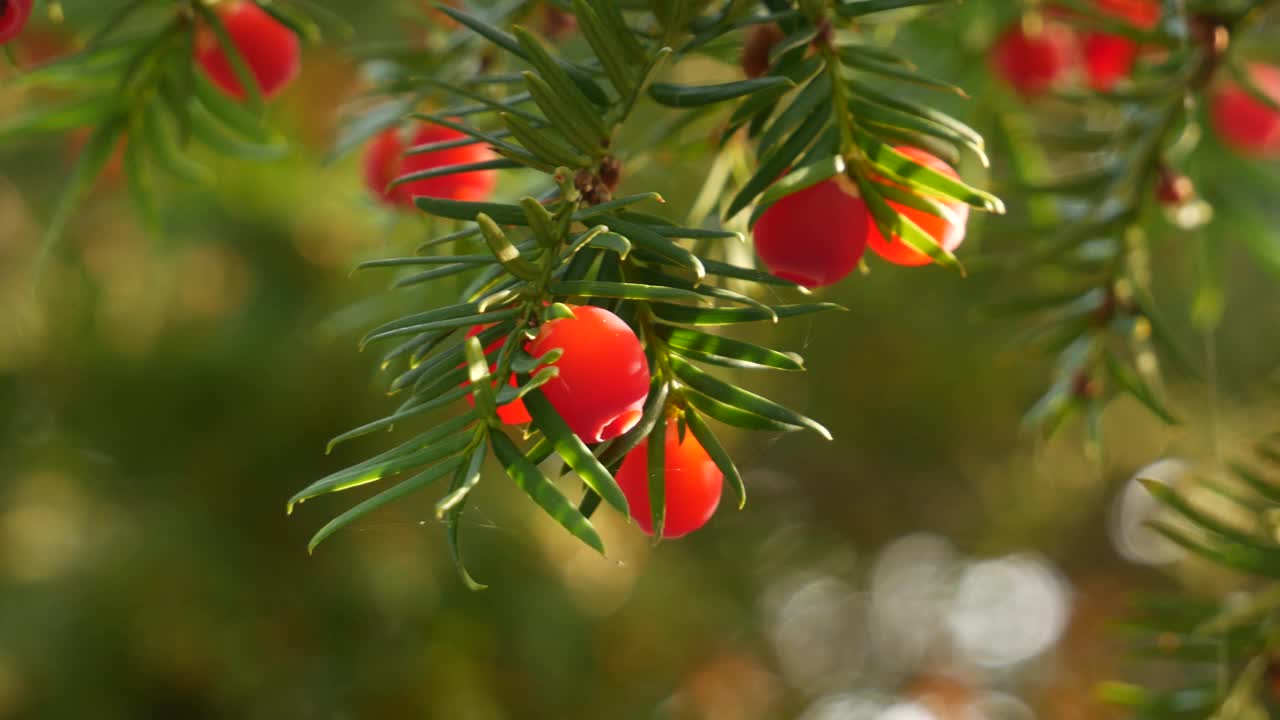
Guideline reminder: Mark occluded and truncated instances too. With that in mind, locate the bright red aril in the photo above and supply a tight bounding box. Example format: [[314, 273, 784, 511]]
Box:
[[363, 122, 497, 209], [195, 1, 300, 101], [0, 0, 33, 44], [1211, 62, 1280, 158], [1082, 0, 1159, 91], [616, 418, 724, 539], [991, 20, 1078, 97], [866, 147, 970, 267], [752, 178, 870, 288], [524, 305, 650, 443], [462, 325, 532, 426]]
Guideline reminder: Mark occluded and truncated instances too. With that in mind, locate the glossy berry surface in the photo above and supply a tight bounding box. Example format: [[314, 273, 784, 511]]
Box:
[[991, 22, 1077, 96], [753, 178, 870, 288], [866, 147, 970, 267], [364, 123, 497, 208], [525, 306, 649, 444], [195, 1, 300, 101], [616, 418, 724, 539], [742, 23, 784, 79], [0, 0, 33, 44], [1211, 63, 1280, 158], [463, 325, 531, 426]]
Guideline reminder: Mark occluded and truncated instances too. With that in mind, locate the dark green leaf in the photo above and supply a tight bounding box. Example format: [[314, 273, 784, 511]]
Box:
[[523, 389, 630, 515], [291, 429, 473, 509], [646, 410, 667, 541], [726, 99, 830, 218], [855, 129, 1003, 213], [413, 198, 529, 225], [667, 329, 803, 371], [670, 356, 831, 439], [307, 455, 466, 553], [651, 76, 795, 107], [835, 0, 953, 17], [1103, 352, 1180, 424], [490, 431, 604, 553], [651, 302, 844, 325], [684, 389, 806, 432]]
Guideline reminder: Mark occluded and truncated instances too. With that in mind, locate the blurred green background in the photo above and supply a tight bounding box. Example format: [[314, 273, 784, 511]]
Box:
[[4, 2, 1280, 719]]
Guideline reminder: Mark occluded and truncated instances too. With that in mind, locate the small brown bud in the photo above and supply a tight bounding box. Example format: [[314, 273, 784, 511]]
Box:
[[741, 24, 784, 79], [1155, 165, 1195, 206], [598, 156, 621, 191], [1071, 372, 1099, 400]]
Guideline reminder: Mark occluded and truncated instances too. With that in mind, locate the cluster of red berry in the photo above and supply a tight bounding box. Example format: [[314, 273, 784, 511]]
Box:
[[465, 307, 724, 539], [992, 0, 1159, 95], [754, 147, 970, 287], [991, 1, 1280, 157], [3, 2, 301, 100]]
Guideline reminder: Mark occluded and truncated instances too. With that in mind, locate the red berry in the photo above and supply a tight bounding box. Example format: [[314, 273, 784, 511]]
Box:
[[753, 178, 870, 288], [195, 1, 300, 101], [741, 23, 784, 79], [1083, 33, 1138, 91], [1081, 0, 1158, 91], [866, 147, 970, 267], [1210, 62, 1280, 158], [0, 0, 33, 44], [462, 325, 532, 426], [616, 418, 723, 539], [991, 21, 1078, 96], [1095, 0, 1160, 28], [525, 305, 650, 443], [363, 122, 497, 209]]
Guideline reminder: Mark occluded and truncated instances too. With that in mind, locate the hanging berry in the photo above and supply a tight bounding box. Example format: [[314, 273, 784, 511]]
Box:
[[195, 1, 301, 101], [463, 325, 532, 426], [752, 178, 870, 288], [616, 418, 724, 539], [991, 19, 1078, 96], [524, 305, 650, 443], [1210, 62, 1280, 157], [0, 0, 33, 44], [866, 147, 970, 267], [1082, 0, 1160, 91], [363, 122, 497, 209]]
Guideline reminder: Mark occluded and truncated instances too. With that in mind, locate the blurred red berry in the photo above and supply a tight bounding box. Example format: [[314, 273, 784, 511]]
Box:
[[1081, 0, 1159, 91], [1211, 62, 1280, 158], [753, 178, 870, 288], [363, 122, 497, 208], [0, 0, 32, 44], [991, 21, 1078, 96], [1095, 0, 1160, 27], [742, 23, 785, 79], [195, 1, 300, 101], [866, 147, 969, 267], [616, 418, 723, 539], [539, 5, 577, 40], [462, 325, 532, 426], [1083, 33, 1138, 91], [525, 305, 650, 443]]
